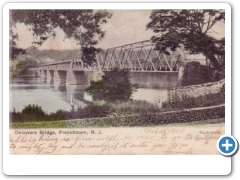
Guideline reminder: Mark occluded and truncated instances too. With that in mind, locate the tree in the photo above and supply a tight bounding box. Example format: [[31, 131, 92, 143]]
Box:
[[147, 10, 225, 70], [181, 61, 223, 86], [86, 68, 136, 102], [12, 57, 38, 77], [10, 10, 112, 64]]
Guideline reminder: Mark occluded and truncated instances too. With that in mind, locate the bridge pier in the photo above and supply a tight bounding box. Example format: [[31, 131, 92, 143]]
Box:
[[43, 70, 47, 79], [38, 70, 45, 78], [53, 70, 61, 81], [66, 70, 89, 85], [130, 71, 178, 89], [47, 70, 54, 79]]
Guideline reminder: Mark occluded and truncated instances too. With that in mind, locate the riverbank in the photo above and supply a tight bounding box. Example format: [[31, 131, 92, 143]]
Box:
[[10, 104, 225, 128]]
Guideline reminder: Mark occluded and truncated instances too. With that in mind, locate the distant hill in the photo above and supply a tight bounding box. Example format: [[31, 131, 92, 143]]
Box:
[[19, 48, 82, 64]]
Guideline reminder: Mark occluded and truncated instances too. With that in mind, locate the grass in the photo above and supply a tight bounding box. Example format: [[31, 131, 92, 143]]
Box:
[[10, 100, 162, 123], [163, 92, 225, 109], [10, 118, 225, 129], [10, 105, 225, 128], [109, 100, 160, 116], [9, 94, 225, 129], [10, 120, 67, 129]]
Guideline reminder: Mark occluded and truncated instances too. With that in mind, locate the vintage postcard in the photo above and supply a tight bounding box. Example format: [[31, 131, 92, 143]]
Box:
[[3, 3, 231, 175]]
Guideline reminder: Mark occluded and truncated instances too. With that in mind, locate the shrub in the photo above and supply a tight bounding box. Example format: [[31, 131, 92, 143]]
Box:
[[65, 106, 225, 127], [10, 103, 224, 127], [86, 68, 136, 102], [109, 100, 160, 116], [10, 103, 114, 123], [162, 92, 224, 109], [181, 61, 224, 86], [21, 104, 46, 121]]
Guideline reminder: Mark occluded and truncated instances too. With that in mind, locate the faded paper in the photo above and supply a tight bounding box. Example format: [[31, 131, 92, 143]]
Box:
[[10, 124, 224, 155]]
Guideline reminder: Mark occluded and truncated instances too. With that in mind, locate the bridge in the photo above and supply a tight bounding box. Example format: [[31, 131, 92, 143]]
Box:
[[37, 40, 186, 88]]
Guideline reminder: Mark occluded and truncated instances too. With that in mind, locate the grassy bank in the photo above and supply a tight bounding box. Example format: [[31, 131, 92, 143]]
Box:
[[163, 92, 224, 109], [10, 89, 225, 128], [10, 105, 225, 128], [10, 100, 162, 123]]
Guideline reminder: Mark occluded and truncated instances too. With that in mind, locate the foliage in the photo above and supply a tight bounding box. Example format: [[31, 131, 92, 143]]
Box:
[[109, 100, 160, 116], [10, 104, 47, 122], [86, 68, 137, 102], [65, 106, 225, 127], [11, 57, 38, 77], [163, 92, 224, 109], [10, 120, 67, 129], [147, 10, 225, 69], [181, 61, 224, 86], [10, 10, 112, 63], [10, 105, 225, 128], [17, 48, 82, 63], [10, 100, 161, 123]]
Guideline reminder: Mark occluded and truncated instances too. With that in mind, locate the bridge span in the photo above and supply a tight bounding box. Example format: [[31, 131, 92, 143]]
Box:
[[37, 40, 186, 88]]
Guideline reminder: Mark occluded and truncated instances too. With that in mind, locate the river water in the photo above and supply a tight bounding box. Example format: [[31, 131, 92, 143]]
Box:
[[9, 78, 169, 113]]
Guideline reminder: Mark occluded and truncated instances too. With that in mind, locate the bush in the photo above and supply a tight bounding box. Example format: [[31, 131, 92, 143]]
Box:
[[109, 100, 160, 116], [11, 57, 38, 77], [10, 103, 225, 127], [65, 106, 225, 127], [10, 103, 114, 123], [86, 68, 136, 102], [181, 61, 224, 86], [162, 92, 224, 109], [10, 104, 46, 123]]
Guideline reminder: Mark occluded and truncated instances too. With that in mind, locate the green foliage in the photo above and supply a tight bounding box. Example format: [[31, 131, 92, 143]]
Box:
[[163, 92, 224, 109], [181, 61, 223, 86], [86, 68, 137, 102], [109, 100, 160, 116], [65, 106, 225, 128], [22, 48, 82, 63], [11, 57, 38, 77], [10, 10, 111, 63], [81, 46, 102, 65], [147, 10, 225, 69], [10, 105, 225, 128], [10, 100, 160, 123], [10, 120, 67, 129], [13, 104, 46, 122]]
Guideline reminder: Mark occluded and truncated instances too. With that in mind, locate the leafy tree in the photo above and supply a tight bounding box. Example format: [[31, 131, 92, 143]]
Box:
[[181, 61, 223, 86], [21, 104, 46, 121], [12, 57, 38, 77], [10, 10, 111, 64], [147, 10, 225, 70], [86, 68, 136, 102]]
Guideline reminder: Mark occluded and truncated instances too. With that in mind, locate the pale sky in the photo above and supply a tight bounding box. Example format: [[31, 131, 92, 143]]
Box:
[[14, 10, 225, 50]]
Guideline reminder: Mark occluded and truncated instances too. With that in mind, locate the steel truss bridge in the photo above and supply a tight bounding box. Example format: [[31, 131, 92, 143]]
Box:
[[38, 39, 186, 72]]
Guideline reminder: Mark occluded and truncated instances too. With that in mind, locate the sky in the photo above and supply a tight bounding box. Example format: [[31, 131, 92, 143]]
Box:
[[14, 10, 225, 50]]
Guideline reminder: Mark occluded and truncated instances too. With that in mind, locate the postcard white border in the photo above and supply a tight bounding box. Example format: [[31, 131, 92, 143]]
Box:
[[3, 3, 231, 175]]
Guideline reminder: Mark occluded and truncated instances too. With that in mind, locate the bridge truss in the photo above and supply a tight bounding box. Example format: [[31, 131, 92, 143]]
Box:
[[39, 39, 187, 72], [95, 40, 186, 72]]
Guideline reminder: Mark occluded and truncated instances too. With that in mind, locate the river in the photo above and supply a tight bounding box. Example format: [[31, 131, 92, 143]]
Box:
[[9, 78, 169, 113]]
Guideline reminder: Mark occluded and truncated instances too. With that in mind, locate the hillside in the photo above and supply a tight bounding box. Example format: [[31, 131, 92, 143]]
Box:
[[19, 48, 82, 63]]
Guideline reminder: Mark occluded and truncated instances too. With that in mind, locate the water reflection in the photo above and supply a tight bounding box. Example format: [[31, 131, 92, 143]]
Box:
[[10, 78, 91, 113], [10, 77, 168, 113]]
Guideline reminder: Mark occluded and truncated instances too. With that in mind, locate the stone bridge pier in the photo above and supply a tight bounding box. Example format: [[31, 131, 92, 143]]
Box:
[[37, 60, 179, 88], [37, 61, 104, 85]]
